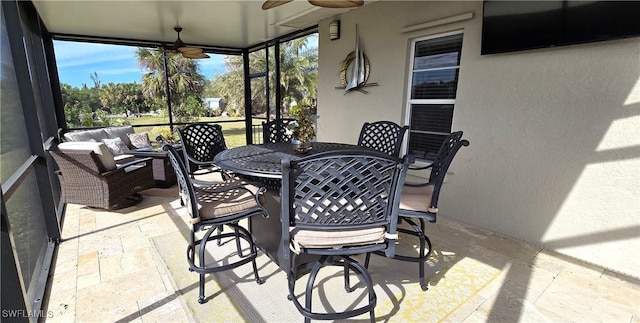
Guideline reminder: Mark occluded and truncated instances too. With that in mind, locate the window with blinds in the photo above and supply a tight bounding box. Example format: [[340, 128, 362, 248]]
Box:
[[405, 32, 463, 161]]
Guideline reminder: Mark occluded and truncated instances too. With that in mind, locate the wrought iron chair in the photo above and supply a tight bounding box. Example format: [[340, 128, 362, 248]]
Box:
[[262, 119, 294, 143], [366, 131, 469, 291], [280, 150, 408, 322], [49, 141, 154, 210], [161, 138, 269, 304], [176, 123, 229, 179], [357, 120, 409, 157]]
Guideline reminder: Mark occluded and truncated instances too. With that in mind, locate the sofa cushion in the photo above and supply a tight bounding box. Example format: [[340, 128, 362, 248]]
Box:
[[103, 126, 135, 148], [58, 141, 116, 171], [62, 128, 109, 143], [102, 138, 130, 156]]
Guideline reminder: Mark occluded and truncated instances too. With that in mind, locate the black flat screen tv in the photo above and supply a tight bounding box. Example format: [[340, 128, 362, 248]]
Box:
[[481, 1, 640, 55]]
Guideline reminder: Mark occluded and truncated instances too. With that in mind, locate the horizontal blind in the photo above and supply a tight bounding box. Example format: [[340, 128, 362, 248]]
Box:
[[408, 133, 448, 161], [413, 33, 463, 65], [410, 104, 453, 133], [411, 70, 459, 99]]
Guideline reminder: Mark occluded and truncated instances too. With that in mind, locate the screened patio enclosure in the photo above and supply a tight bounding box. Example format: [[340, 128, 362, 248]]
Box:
[[3, 0, 639, 321]]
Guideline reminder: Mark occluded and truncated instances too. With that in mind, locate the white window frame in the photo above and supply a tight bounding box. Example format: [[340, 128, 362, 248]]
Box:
[[403, 30, 463, 163]]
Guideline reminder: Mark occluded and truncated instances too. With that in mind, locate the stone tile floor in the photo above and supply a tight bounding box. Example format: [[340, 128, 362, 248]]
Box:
[[44, 187, 640, 322]]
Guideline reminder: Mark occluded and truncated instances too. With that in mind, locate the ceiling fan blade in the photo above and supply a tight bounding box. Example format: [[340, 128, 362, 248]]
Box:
[[307, 0, 364, 8], [262, 0, 293, 10], [178, 46, 203, 54], [182, 52, 210, 59]]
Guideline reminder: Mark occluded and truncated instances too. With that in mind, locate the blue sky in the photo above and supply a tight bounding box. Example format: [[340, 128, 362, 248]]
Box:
[[53, 40, 227, 88]]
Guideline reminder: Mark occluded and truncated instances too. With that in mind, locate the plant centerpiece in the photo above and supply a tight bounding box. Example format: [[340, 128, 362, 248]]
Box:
[[288, 98, 317, 153]]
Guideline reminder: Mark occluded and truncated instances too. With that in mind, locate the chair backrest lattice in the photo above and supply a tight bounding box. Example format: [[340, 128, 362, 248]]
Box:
[[357, 121, 409, 157], [263, 120, 294, 144], [178, 123, 227, 163], [427, 131, 469, 208], [282, 151, 407, 230], [429, 131, 468, 184]]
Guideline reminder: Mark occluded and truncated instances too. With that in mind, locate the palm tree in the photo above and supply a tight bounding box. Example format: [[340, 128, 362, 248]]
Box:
[[99, 82, 147, 117], [210, 55, 246, 116], [278, 35, 318, 115], [207, 34, 318, 118], [136, 48, 206, 122]]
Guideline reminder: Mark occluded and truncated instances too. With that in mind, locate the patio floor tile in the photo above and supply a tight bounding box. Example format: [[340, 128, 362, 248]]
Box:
[[43, 188, 640, 322]]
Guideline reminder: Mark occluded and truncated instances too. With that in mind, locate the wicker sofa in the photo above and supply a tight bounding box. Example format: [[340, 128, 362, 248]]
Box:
[[60, 126, 178, 188], [61, 126, 140, 164]]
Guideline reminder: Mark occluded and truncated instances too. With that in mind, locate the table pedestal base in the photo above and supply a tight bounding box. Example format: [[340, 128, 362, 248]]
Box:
[[250, 190, 315, 271]]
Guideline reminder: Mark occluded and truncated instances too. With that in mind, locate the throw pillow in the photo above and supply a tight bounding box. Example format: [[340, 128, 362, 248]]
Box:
[[127, 132, 151, 149], [102, 137, 130, 156]]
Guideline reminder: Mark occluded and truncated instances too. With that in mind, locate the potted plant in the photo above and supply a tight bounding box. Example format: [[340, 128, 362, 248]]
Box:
[[289, 98, 317, 152]]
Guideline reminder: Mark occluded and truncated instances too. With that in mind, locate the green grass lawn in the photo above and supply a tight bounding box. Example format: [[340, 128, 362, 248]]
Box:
[[127, 116, 263, 148]]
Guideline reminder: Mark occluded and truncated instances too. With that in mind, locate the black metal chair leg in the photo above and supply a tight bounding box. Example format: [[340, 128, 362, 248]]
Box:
[[198, 273, 206, 304], [234, 226, 243, 256], [286, 253, 298, 301], [187, 230, 196, 272], [364, 252, 371, 268], [197, 240, 207, 304], [407, 217, 432, 291], [197, 226, 217, 304], [344, 258, 359, 293], [305, 258, 324, 317], [251, 256, 264, 285], [244, 226, 264, 284], [420, 226, 432, 291], [216, 225, 223, 246]]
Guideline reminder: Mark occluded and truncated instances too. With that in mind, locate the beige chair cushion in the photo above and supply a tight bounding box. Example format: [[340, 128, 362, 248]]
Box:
[[58, 141, 116, 171], [290, 226, 386, 249], [195, 180, 262, 220], [399, 184, 434, 212]]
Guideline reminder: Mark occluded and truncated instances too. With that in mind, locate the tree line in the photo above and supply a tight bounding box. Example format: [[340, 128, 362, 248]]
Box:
[[61, 35, 318, 128]]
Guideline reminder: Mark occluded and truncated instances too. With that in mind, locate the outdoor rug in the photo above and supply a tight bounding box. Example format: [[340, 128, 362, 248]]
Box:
[[151, 202, 503, 322]]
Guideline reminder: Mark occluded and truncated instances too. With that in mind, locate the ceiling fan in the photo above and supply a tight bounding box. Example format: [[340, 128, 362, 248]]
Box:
[[261, 0, 364, 10], [171, 26, 210, 59]]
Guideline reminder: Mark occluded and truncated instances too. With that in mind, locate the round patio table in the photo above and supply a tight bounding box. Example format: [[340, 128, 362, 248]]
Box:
[[213, 142, 362, 179]]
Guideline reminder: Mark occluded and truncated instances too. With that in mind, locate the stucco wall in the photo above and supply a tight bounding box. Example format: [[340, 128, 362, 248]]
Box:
[[316, 1, 640, 278]]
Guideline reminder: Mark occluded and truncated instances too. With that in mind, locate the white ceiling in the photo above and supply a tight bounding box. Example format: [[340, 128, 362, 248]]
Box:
[[32, 0, 371, 49]]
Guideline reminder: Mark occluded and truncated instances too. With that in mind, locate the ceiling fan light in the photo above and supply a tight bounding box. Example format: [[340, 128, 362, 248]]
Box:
[[307, 0, 364, 8]]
